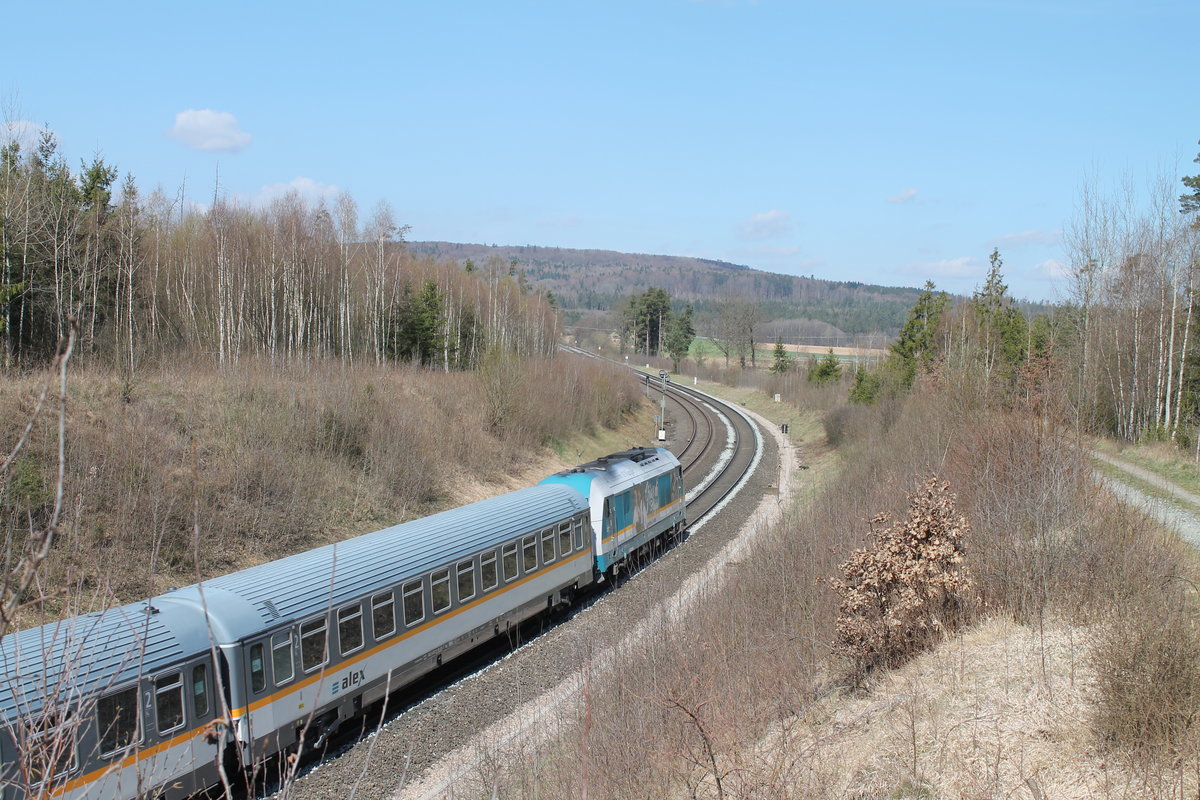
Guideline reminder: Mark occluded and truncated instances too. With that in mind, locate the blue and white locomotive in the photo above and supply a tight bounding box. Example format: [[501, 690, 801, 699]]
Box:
[[0, 448, 684, 800], [541, 447, 685, 576]]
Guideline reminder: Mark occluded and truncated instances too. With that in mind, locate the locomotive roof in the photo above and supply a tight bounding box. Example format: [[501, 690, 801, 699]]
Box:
[[157, 482, 589, 642], [542, 447, 678, 496]]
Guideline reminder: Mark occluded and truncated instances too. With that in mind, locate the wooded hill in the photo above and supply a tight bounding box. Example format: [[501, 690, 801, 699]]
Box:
[[405, 241, 926, 335]]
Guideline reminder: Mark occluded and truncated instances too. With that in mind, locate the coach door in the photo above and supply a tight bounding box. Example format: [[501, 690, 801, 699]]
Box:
[[144, 658, 219, 796], [185, 658, 219, 793], [603, 497, 615, 543]]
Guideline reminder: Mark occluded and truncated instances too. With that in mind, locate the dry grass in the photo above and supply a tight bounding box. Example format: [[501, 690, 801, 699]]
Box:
[[760, 617, 1104, 799]]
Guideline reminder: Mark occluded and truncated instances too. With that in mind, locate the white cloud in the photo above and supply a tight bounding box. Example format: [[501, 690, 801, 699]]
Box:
[[254, 177, 340, 208], [887, 188, 918, 204], [2, 120, 53, 152], [990, 229, 1062, 248], [1031, 258, 1069, 280], [165, 109, 251, 152], [736, 209, 794, 241]]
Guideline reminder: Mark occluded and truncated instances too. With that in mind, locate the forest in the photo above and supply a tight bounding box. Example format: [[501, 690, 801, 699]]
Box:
[[1, 133, 560, 372]]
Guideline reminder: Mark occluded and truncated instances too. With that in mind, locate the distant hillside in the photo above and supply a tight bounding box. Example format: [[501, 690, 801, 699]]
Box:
[[406, 242, 923, 336]]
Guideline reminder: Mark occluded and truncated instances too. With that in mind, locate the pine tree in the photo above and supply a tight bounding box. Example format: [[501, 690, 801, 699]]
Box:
[[889, 280, 949, 387], [664, 303, 695, 371], [807, 348, 841, 385], [769, 336, 794, 375], [389, 280, 446, 366], [849, 368, 883, 405], [622, 287, 672, 356], [971, 249, 1027, 382], [1181, 139, 1200, 220]]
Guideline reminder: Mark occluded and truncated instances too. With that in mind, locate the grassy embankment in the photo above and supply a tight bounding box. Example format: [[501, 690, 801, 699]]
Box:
[[0, 354, 646, 624]]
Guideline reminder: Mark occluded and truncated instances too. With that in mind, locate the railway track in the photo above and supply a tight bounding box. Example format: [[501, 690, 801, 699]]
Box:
[[277, 351, 774, 800]]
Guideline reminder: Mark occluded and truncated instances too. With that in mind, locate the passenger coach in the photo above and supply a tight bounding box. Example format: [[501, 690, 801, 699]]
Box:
[[0, 448, 687, 800], [0, 483, 592, 800]]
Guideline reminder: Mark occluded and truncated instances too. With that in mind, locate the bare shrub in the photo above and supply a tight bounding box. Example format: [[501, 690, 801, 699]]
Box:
[[1091, 587, 1200, 759], [832, 477, 977, 682], [822, 403, 862, 446]]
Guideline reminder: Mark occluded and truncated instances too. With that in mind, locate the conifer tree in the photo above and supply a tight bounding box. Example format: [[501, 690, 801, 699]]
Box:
[[769, 336, 794, 375], [622, 287, 672, 356], [889, 280, 949, 387], [1181, 139, 1200, 220], [971, 249, 1027, 382], [807, 348, 841, 385], [389, 280, 446, 366], [664, 303, 695, 371], [849, 368, 883, 405]]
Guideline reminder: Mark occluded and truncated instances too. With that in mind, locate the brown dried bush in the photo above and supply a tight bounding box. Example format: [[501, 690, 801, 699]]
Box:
[[832, 476, 977, 683]]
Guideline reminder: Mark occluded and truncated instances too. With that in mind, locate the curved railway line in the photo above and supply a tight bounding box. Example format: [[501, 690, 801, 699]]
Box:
[[277, 351, 778, 800]]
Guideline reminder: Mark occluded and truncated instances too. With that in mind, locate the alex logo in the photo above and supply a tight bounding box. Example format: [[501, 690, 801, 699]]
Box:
[[329, 669, 366, 696]]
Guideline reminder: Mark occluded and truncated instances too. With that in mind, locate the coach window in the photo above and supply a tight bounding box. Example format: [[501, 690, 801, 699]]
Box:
[[481, 551, 498, 592], [522, 535, 537, 573], [541, 528, 555, 564], [339, 604, 364, 656], [431, 569, 451, 613], [97, 686, 140, 755], [502, 543, 519, 582], [192, 664, 210, 719], [155, 672, 185, 735], [574, 518, 584, 550], [25, 724, 75, 786], [658, 474, 673, 508], [300, 618, 328, 672], [402, 580, 424, 626], [249, 643, 267, 693], [273, 632, 294, 685], [457, 560, 475, 603], [558, 522, 572, 556], [372, 591, 396, 639]]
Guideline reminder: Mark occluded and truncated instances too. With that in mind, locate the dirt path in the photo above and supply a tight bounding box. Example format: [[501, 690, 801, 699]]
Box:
[[1091, 450, 1200, 547]]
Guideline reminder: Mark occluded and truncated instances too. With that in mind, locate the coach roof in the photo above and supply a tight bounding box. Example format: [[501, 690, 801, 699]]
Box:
[[160, 482, 589, 642], [0, 598, 212, 720]]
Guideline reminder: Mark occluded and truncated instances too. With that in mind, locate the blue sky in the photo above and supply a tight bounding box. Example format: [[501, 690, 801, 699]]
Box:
[[3, 0, 1197, 302]]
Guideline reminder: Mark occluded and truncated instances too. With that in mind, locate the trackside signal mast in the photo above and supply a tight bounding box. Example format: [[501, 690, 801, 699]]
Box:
[[657, 370, 668, 441]]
